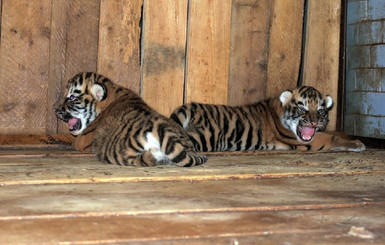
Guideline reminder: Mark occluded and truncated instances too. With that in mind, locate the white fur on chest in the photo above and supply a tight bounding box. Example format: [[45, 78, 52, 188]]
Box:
[[144, 132, 167, 161]]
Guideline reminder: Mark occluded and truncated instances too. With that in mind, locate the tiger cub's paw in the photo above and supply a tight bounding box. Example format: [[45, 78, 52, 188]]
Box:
[[346, 140, 366, 152], [330, 139, 366, 152]]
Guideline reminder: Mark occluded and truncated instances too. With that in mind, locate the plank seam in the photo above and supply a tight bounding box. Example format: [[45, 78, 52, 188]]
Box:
[[0, 171, 380, 186], [0, 201, 382, 221]]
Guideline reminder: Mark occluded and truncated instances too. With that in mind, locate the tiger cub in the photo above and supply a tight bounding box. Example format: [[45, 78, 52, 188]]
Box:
[[54, 72, 207, 167], [170, 86, 365, 152]]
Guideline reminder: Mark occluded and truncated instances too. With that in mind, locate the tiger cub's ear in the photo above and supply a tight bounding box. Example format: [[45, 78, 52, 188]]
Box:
[[279, 90, 293, 106], [90, 84, 106, 101], [325, 95, 333, 109]]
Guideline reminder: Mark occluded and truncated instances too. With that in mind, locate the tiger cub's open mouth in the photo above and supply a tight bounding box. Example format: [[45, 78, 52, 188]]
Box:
[[68, 117, 82, 133], [297, 125, 316, 142]]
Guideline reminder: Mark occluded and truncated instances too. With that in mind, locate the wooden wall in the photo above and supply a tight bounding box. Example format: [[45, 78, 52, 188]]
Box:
[[0, 0, 341, 135]]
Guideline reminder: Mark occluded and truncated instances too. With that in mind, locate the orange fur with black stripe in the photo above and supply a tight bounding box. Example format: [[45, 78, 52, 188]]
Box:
[[171, 86, 365, 152], [54, 72, 207, 167]]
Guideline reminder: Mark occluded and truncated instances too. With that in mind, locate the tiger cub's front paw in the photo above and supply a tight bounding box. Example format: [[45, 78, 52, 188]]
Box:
[[346, 140, 366, 152]]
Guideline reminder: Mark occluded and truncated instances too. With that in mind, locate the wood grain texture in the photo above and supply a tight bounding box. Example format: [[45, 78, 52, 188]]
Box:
[[141, 0, 188, 116], [2, 150, 383, 184], [0, 0, 52, 134], [0, 153, 384, 216], [60, 0, 100, 82], [0, 0, 2, 48], [0, 0, 345, 135], [228, 0, 273, 106], [98, 0, 142, 93], [62, 0, 100, 82], [0, 134, 73, 149], [302, 0, 341, 131], [185, 0, 232, 105], [0, 206, 383, 244], [47, 1, 71, 134], [57, 0, 100, 133], [2, 174, 383, 217], [266, 0, 304, 98], [0, 149, 384, 243]]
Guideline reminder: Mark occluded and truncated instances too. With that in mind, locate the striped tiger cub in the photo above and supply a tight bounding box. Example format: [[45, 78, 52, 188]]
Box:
[[170, 86, 365, 152], [54, 72, 207, 167]]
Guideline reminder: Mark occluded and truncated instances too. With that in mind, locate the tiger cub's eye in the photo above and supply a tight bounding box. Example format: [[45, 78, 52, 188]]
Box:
[[317, 109, 325, 114], [68, 95, 76, 101]]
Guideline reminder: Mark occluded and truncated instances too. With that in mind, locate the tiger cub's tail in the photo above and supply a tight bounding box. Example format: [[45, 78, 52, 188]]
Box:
[[172, 152, 207, 167], [166, 139, 207, 167], [170, 105, 191, 129]]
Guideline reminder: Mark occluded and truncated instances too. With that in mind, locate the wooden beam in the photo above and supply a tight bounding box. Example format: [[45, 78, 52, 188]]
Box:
[[98, 0, 142, 93], [302, 0, 342, 131], [185, 0, 232, 105], [266, 0, 304, 98], [141, 0, 188, 116], [228, 0, 273, 106]]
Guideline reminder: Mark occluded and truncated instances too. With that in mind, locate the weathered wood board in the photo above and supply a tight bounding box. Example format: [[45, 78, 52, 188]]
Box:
[[0, 0, 343, 134], [228, 0, 273, 106], [266, 0, 305, 98], [0, 206, 383, 244], [141, 0, 188, 116], [0, 0, 52, 134], [57, 1, 101, 134], [0, 149, 384, 244], [302, 0, 342, 130], [47, 0, 71, 134], [98, 0, 142, 93], [1, 150, 383, 185], [1, 174, 384, 217], [185, 0, 232, 105]]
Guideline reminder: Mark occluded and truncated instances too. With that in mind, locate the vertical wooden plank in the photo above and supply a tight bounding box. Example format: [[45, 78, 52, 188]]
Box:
[[58, 0, 101, 133], [0, 0, 2, 67], [185, 0, 232, 105], [47, 1, 71, 134], [0, 0, 52, 134], [302, 0, 341, 131], [63, 0, 100, 83], [141, 0, 188, 116], [266, 0, 304, 97], [0, 0, 2, 36], [228, 0, 273, 106], [98, 0, 142, 93]]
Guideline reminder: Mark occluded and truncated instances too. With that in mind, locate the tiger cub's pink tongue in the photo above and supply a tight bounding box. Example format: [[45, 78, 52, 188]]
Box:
[[68, 118, 79, 130], [302, 126, 315, 140]]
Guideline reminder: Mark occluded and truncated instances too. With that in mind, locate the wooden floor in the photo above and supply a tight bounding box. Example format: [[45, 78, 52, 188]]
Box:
[[0, 147, 384, 244]]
